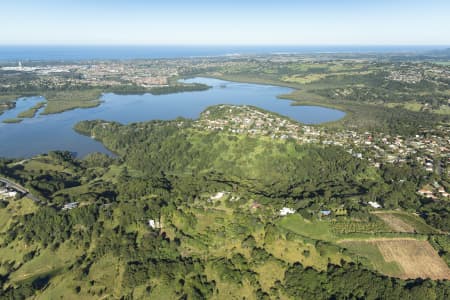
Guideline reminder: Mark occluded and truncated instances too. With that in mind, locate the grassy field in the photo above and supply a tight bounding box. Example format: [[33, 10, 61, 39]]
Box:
[[2, 118, 23, 123], [1, 89, 102, 116], [21, 157, 71, 173], [373, 211, 440, 234], [277, 211, 447, 279], [375, 239, 450, 280], [340, 240, 403, 276], [265, 237, 346, 271], [375, 213, 416, 233], [41, 89, 102, 115], [0, 198, 38, 235], [282, 74, 328, 84], [28, 250, 111, 299], [386, 101, 450, 116], [0, 197, 47, 276], [340, 238, 450, 280], [17, 101, 46, 118], [254, 259, 286, 292], [278, 214, 333, 241]]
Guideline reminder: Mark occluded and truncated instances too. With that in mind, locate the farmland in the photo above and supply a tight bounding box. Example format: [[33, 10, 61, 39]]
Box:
[[375, 213, 416, 232], [340, 239, 450, 280], [279, 212, 450, 280], [373, 211, 440, 234], [375, 239, 450, 280]]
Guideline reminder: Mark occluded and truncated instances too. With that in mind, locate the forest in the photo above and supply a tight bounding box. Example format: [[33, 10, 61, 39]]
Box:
[[0, 105, 448, 298]]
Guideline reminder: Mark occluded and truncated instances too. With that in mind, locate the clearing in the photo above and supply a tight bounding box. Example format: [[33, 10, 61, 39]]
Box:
[[373, 211, 440, 234], [375, 239, 450, 280], [375, 213, 415, 233], [341, 238, 450, 280]]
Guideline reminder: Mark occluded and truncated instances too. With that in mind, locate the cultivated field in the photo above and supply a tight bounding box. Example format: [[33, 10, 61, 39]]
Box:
[[373, 211, 440, 234], [375, 239, 450, 280], [343, 238, 450, 280], [375, 213, 415, 233]]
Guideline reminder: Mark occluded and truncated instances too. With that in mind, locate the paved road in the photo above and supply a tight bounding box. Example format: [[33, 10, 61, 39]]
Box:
[[0, 177, 41, 203]]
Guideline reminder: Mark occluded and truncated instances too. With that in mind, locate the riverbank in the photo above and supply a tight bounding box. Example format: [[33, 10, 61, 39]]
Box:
[[0, 77, 344, 158], [199, 73, 448, 136]]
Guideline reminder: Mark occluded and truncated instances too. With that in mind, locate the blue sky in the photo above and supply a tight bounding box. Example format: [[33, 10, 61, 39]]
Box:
[[1, 0, 449, 45]]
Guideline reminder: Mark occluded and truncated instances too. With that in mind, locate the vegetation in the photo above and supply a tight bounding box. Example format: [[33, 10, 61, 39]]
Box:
[[40, 89, 103, 115], [17, 101, 46, 118], [2, 118, 23, 124], [1, 54, 450, 298], [149, 83, 210, 95], [201, 60, 450, 136], [0, 83, 211, 116], [1, 108, 450, 297]]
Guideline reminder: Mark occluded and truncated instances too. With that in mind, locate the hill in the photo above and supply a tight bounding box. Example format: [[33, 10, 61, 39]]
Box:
[[0, 106, 449, 299]]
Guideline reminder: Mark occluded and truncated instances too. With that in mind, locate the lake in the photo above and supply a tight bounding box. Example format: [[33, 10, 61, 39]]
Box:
[[0, 77, 345, 158]]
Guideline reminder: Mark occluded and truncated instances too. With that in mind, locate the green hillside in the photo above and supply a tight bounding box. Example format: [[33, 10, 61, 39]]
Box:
[[0, 106, 449, 299]]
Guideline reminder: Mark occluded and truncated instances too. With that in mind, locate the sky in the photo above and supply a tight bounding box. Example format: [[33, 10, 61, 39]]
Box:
[[0, 0, 449, 45]]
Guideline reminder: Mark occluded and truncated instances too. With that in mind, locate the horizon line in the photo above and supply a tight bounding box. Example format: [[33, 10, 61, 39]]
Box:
[[0, 44, 449, 47]]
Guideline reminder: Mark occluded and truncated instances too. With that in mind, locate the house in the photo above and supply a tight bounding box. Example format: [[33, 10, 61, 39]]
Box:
[[368, 201, 382, 209], [210, 192, 225, 201], [279, 207, 295, 216], [320, 210, 332, 216], [148, 219, 161, 229], [418, 189, 434, 198], [62, 202, 78, 210], [0, 189, 18, 198]]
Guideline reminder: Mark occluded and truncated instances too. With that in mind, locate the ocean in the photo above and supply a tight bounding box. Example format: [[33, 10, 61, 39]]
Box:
[[0, 45, 446, 61]]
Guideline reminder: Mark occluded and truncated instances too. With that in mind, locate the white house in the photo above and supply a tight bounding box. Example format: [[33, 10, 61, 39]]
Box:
[[0, 189, 17, 198], [279, 207, 295, 216], [62, 202, 78, 210], [210, 192, 225, 200], [368, 201, 382, 209], [148, 219, 161, 229]]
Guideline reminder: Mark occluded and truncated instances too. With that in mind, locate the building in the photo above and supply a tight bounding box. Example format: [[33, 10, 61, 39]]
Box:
[[279, 207, 295, 216], [320, 210, 332, 216], [62, 202, 79, 210], [0, 188, 18, 198], [368, 201, 382, 209], [148, 219, 161, 229]]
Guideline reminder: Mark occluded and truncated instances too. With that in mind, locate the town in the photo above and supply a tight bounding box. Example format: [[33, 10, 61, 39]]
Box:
[[195, 104, 450, 200]]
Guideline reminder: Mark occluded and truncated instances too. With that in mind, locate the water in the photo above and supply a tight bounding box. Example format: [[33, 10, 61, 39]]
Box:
[[0, 77, 345, 158], [0, 45, 445, 62]]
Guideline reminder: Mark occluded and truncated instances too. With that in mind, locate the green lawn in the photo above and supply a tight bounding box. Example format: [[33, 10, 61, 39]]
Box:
[[278, 214, 334, 241]]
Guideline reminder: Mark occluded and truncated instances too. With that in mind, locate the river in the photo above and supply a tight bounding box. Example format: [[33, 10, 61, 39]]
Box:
[[0, 77, 345, 158]]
